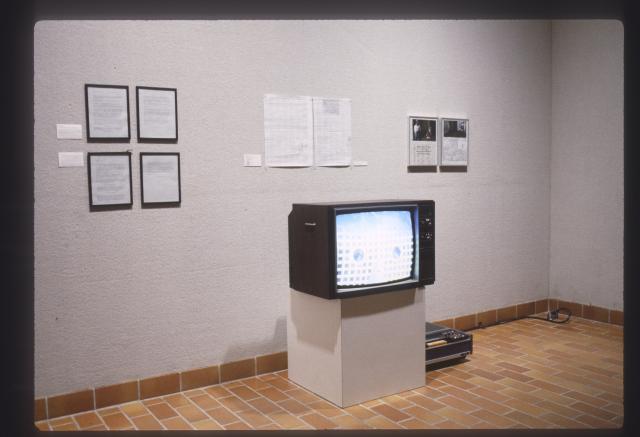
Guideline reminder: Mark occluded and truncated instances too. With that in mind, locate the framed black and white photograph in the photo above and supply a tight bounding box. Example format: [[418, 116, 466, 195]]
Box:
[[440, 118, 469, 166], [87, 152, 133, 208], [136, 86, 178, 142], [408, 116, 438, 167], [85, 84, 131, 142], [140, 152, 181, 206]]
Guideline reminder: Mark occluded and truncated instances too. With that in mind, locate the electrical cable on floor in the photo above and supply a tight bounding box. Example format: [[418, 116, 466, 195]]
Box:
[[525, 307, 572, 324]]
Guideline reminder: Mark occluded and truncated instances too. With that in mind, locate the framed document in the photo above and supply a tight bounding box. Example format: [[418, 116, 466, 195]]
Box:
[[440, 118, 469, 166], [136, 86, 178, 142], [140, 152, 181, 205], [87, 152, 133, 207], [85, 84, 131, 141], [408, 116, 438, 167]]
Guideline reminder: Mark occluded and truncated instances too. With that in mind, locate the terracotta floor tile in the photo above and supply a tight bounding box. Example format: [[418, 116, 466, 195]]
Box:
[[344, 404, 376, 420], [248, 396, 283, 414], [500, 387, 544, 404], [223, 421, 252, 430], [495, 361, 530, 373], [182, 388, 206, 398], [540, 412, 591, 428], [96, 406, 120, 416], [205, 406, 239, 425], [163, 393, 190, 408], [257, 386, 289, 402], [74, 411, 102, 429], [217, 395, 251, 412], [527, 378, 570, 394], [228, 385, 261, 401], [278, 398, 311, 415], [435, 406, 482, 427], [51, 422, 79, 431], [469, 386, 511, 403], [398, 417, 432, 429], [371, 403, 411, 422], [437, 395, 478, 413], [307, 399, 343, 417], [84, 424, 108, 430], [35, 421, 50, 431], [146, 402, 178, 420], [405, 393, 447, 410], [131, 414, 163, 430], [142, 397, 164, 406], [505, 410, 553, 428], [192, 418, 223, 430], [536, 400, 582, 419], [205, 385, 232, 398], [102, 412, 133, 430], [575, 414, 618, 428], [569, 401, 617, 421], [412, 386, 447, 398], [361, 399, 383, 408], [602, 402, 624, 416], [242, 377, 272, 391], [285, 387, 320, 404], [467, 377, 508, 392], [300, 412, 338, 429], [257, 422, 282, 430], [175, 404, 208, 422], [365, 415, 402, 429], [503, 397, 547, 416], [119, 401, 148, 418], [48, 416, 73, 426], [161, 416, 193, 430], [564, 390, 609, 408], [270, 411, 307, 429], [380, 394, 413, 409], [471, 408, 518, 428], [402, 405, 445, 424], [266, 376, 298, 391], [470, 368, 507, 381], [189, 393, 220, 410], [434, 419, 465, 429], [236, 409, 273, 428]]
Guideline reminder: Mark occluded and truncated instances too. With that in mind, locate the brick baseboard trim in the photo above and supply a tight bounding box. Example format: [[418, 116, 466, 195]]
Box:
[[35, 351, 287, 421], [433, 298, 623, 332]]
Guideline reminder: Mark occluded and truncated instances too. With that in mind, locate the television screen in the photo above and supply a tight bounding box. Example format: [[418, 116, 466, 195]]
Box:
[[336, 210, 414, 288]]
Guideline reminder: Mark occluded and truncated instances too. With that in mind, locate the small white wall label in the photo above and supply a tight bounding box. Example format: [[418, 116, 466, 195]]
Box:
[[58, 152, 84, 168], [56, 124, 82, 140]]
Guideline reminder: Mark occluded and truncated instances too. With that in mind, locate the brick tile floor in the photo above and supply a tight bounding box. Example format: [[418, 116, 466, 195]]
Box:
[[35, 315, 623, 430]]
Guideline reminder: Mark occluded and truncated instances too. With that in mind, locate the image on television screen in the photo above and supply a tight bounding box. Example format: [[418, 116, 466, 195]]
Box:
[[336, 210, 414, 288]]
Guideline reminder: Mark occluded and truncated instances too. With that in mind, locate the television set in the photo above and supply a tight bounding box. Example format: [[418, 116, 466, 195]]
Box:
[[288, 200, 435, 299]]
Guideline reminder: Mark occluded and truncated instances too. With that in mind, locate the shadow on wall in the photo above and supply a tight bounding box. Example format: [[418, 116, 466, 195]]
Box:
[[221, 316, 287, 363]]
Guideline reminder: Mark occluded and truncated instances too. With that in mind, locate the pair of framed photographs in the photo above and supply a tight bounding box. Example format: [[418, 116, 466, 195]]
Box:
[[85, 84, 178, 142], [408, 116, 469, 167], [87, 152, 181, 208]]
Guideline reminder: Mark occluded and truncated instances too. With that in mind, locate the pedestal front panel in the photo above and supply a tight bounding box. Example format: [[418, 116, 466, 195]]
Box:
[[287, 288, 425, 407]]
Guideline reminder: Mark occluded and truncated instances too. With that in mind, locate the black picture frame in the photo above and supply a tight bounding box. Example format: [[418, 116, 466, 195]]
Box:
[[84, 84, 131, 142], [140, 152, 181, 206], [136, 86, 178, 143], [87, 152, 133, 209]]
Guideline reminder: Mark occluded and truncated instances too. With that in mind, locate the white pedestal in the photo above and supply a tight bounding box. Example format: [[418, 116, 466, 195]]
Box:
[[287, 288, 425, 408]]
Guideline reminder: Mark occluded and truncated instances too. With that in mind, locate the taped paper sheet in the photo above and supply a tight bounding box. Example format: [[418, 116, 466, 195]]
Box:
[[313, 98, 352, 166], [264, 95, 313, 167]]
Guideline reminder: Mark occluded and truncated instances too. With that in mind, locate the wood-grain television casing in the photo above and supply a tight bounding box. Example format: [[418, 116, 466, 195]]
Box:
[[288, 200, 435, 299]]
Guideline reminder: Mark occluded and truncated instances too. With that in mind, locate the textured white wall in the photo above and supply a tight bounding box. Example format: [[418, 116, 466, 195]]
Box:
[[34, 20, 552, 397], [550, 20, 623, 310]]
